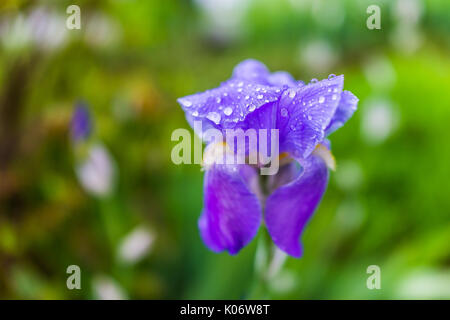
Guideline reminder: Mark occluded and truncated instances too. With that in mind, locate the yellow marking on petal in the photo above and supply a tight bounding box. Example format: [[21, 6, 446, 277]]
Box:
[[312, 144, 336, 171], [202, 141, 233, 170]]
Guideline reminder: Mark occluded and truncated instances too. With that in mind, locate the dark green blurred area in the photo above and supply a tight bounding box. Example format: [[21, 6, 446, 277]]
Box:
[[0, 0, 449, 299]]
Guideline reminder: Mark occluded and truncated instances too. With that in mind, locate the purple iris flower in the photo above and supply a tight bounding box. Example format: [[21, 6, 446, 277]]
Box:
[[71, 102, 91, 142], [177, 59, 358, 257]]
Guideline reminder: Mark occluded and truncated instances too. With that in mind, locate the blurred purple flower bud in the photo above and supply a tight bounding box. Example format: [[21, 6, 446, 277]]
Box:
[[71, 102, 91, 142]]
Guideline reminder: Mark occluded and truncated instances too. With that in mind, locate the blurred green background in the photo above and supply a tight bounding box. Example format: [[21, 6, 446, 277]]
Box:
[[0, 0, 449, 299]]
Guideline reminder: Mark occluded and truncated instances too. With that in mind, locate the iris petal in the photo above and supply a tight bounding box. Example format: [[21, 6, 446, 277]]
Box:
[[177, 79, 282, 130], [325, 90, 359, 136], [199, 164, 262, 255], [277, 75, 344, 159], [265, 155, 329, 257]]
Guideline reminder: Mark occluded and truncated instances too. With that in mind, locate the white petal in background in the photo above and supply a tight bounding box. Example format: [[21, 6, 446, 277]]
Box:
[[76, 144, 116, 197], [363, 55, 397, 92], [361, 97, 399, 145], [396, 269, 450, 299], [92, 275, 127, 300], [194, 0, 251, 41], [298, 39, 339, 75], [118, 227, 155, 264]]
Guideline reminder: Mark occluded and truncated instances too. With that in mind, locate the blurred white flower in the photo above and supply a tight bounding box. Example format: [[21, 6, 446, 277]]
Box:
[[393, 0, 423, 26], [298, 39, 338, 75], [311, 0, 345, 29], [118, 227, 155, 264], [396, 269, 450, 299], [92, 275, 127, 300], [390, 0, 424, 54], [0, 8, 68, 52], [194, 0, 251, 41], [363, 55, 396, 92], [390, 24, 423, 55], [0, 14, 32, 51], [28, 7, 68, 51], [361, 97, 399, 145], [334, 160, 364, 192], [85, 12, 121, 48], [76, 144, 116, 197]]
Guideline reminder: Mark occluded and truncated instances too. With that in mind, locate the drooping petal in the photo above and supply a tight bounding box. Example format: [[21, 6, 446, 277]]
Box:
[[265, 155, 329, 257], [325, 90, 359, 136], [199, 163, 262, 254], [178, 79, 282, 130], [277, 75, 344, 159]]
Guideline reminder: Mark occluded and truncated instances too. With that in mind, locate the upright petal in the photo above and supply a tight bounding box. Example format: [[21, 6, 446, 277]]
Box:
[[232, 59, 271, 84], [232, 59, 298, 87], [277, 75, 344, 159], [325, 90, 359, 136], [199, 164, 262, 255], [265, 155, 329, 257]]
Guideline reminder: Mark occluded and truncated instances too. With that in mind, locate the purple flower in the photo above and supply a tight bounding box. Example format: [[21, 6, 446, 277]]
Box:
[[71, 102, 91, 142], [177, 59, 358, 257]]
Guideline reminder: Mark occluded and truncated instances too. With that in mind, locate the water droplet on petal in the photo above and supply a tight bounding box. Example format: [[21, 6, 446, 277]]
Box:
[[216, 97, 221, 103], [307, 115, 312, 120], [192, 111, 198, 116], [223, 107, 233, 116], [332, 94, 338, 100], [318, 96, 325, 103], [245, 95, 250, 100], [257, 95, 263, 99], [248, 105, 256, 112], [183, 100, 192, 107], [237, 81, 243, 87], [288, 90, 296, 98], [311, 78, 318, 84], [206, 112, 221, 124], [328, 74, 336, 80], [256, 87, 261, 92], [280, 108, 288, 117]]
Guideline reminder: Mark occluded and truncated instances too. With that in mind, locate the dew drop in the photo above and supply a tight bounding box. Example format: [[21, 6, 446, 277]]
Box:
[[206, 111, 221, 124], [223, 107, 233, 116], [328, 74, 336, 80], [216, 97, 221, 103], [183, 100, 192, 107], [248, 104, 256, 112], [288, 90, 296, 98], [318, 96, 325, 103], [310, 78, 318, 84], [257, 95, 263, 99], [280, 108, 288, 117], [237, 81, 244, 87], [332, 94, 338, 100], [245, 95, 250, 100], [256, 87, 261, 92], [192, 111, 198, 116]]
